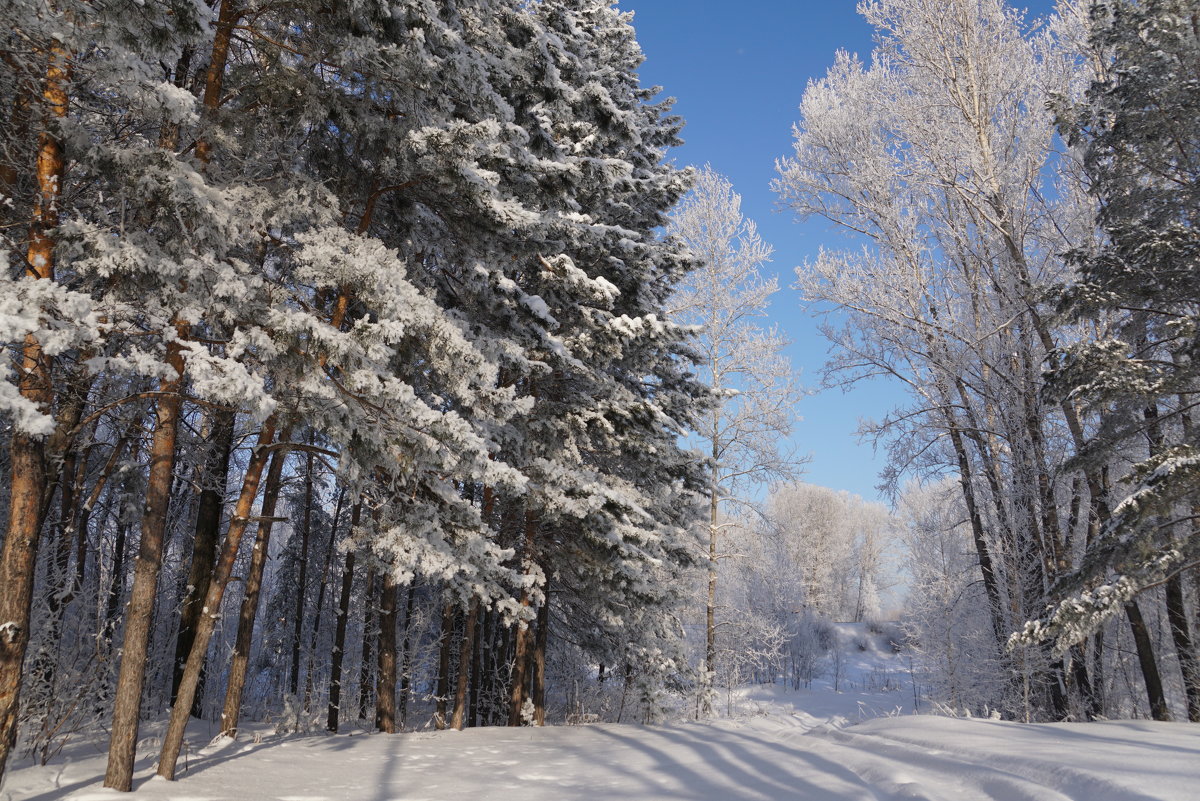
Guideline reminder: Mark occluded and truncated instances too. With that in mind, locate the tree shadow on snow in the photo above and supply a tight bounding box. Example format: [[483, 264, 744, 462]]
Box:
[[587, 724, 884, 801]]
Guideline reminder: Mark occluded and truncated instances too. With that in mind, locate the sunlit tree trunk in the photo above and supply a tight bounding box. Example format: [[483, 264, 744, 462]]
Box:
[[158, 419, 278, 779], [220, 429, 290, 736], [532, 592, 548, 726], [104, 323, 188, 791], [171, 407, 234, 715], [0, 35, 68, 786]]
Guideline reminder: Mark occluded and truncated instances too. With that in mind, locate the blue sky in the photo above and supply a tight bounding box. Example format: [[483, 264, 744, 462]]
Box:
[[625, 0, 1058, 505]]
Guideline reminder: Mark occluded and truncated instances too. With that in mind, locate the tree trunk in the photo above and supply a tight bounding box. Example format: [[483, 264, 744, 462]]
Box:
[[1125, 600, 1171, 721], [104, 325, 188, 791], [103, 519, 132, 644], [305, 486, 343, 712], [397, 583, 416, 727], [219, 430, 290, 737], [357, 566, 376, 721], [508, 509, 537, 726], [705, 472, 717, 716], [289, 450, 315, 698], [326, 504, 359, 733], [532, 592, 548, 726], [469, 605, 483, 728], [0, 35, 68, 787], [435, 602, 454, 730], [146, 0, 244, 782], [375, 570, 397, 733], [945, 419, 1006, 645], [1143, 402, 1200, 722], [171, 407, 234, 716], [1165, 572, 1200, 722], [28, 417, 85, 704], [451, 599, 479, 730], [157, 419, 278, 779]]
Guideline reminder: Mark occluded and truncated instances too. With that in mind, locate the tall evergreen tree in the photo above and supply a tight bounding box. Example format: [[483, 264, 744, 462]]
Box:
[[1024, 0, 1200, 720]]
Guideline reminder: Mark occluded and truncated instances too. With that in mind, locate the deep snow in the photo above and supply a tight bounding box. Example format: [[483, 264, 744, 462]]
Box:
[[3, 624, 1197, 801]]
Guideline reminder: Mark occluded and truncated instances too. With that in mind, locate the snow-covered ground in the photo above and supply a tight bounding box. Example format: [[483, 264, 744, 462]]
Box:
[[4, 624, 1197, 801]]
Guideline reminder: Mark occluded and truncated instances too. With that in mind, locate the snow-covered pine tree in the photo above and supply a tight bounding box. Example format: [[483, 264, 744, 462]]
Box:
[[501, 0, 711, 719], [0, 0, 215, 786]]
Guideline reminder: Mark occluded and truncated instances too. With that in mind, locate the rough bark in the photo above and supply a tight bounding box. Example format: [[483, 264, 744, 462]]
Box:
[[304, 486, 342, 711], [450, 599, 479, 730], [326, 504, 359, 732], [104, 326, 188, 791], [1165, 572, 1200, 722], [1125, 600, 1171, 721], [375, 570, 397, 733], [507, 510, 537, 726], [157, 419, 278, 779], [219, 430, 290, 737], [397, 582, 416, 727], [289, 450, 315, 698], [357, 567, 376, 721], [28, 400, 86, 703], [434, 602, 454, 730], [171, 406, 234, 716], [102, 519, 132, 644], [532, 592, 548, 726], [0, 34, 68, 787], [468, 604, 483, 728]]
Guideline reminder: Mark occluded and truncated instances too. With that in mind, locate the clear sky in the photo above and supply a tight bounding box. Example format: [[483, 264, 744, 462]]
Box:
[[625, 0, 1059, 505]]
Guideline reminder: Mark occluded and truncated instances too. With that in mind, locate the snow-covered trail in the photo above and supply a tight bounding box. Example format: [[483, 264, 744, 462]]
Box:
[[7, 712, 1197, 801]]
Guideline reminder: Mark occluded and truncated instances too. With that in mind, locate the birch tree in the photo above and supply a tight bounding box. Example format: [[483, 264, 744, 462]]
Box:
[[773, 0, 1135, 719], [668, 166, 802, 710]]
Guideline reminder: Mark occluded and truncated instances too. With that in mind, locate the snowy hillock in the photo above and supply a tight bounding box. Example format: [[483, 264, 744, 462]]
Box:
[[712, 620, 914, 725]]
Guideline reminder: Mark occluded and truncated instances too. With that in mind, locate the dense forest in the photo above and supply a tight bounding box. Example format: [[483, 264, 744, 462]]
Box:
[[0, 0, 1196, 795]]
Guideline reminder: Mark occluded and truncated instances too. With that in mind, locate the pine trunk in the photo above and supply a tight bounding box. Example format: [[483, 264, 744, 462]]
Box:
[[435, 602, 454, 730], [357, 567, 376, 721], [157, 420, 278, 779], [325, 504, 359, 733], [28, 410, 85, 706], [102, 520, 132, 643], [1165, 572, 1200, 722], [171, 407, 234, 716], [507, 508, 538, 726], [305, 487, 342, 712], [468, 606, 484, 727], [1125, 600, 1171, 721], [532, 592, 548, 726], [451, 599, 479, 730], [397, 583, 416, 726], [0, 35, 68, 787], [220, 431, 290, 737], [289, 451, 315, 698], [152, 0, 243, 778], [375, 571, 397, 733], [104, 328, 188, 791]]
